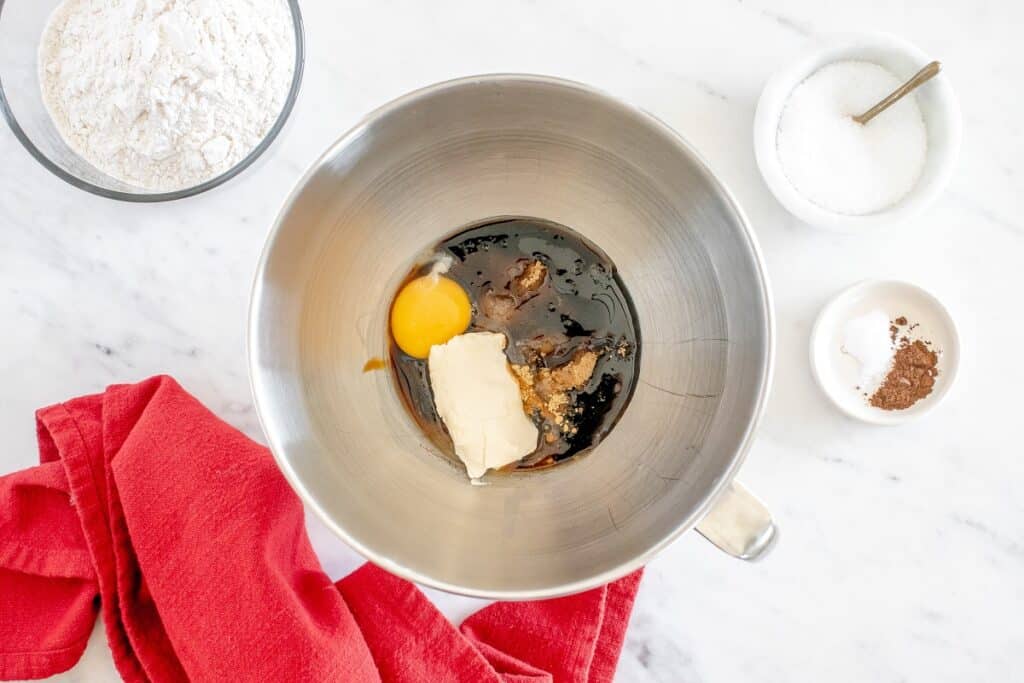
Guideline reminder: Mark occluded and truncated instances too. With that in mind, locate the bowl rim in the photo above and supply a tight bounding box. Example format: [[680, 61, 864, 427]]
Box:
[[753, 31, 962, 232], [0, 0, 306, 203], [809, 278, 960, 425], [248, 73, 776, 599]]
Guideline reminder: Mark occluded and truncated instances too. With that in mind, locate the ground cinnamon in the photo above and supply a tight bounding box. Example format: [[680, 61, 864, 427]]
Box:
[[869, 337, 938, 410]]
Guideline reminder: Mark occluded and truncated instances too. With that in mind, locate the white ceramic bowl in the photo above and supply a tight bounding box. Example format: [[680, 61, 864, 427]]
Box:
[[754, 33, 961, 232], [810, 280, 960, 425]]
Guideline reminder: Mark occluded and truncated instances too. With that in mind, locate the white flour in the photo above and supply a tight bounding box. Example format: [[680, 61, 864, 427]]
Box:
[[39, 0, 295, 192]]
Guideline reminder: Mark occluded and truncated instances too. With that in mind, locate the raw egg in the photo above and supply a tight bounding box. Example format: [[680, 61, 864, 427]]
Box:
[[390, 275, 472, 359]]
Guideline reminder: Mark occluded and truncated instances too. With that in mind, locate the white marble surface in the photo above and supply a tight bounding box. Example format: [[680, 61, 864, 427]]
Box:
[[2, 0, 1022, 681]]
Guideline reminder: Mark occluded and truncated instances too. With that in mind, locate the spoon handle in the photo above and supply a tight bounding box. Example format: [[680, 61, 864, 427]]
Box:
[[853, 60, 942, 125]]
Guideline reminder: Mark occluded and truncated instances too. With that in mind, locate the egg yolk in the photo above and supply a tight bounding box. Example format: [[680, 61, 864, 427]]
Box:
[[390, 275, 472, 359]]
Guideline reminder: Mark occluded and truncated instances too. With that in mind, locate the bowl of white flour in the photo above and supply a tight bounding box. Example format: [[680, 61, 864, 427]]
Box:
[[0, 0, 303, 201]]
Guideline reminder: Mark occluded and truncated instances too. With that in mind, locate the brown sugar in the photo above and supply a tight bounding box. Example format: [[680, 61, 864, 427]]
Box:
[[511, 349, 599, 436], [869, 339, 938, 410], [516, 333, 570, 362], [479, 260, 550, 328], [510, 259, 548, 301], [536, 350, 598, 397], [480, 291, 516, 321]]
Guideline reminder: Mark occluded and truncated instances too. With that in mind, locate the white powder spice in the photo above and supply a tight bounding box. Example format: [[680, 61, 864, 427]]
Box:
[[777, 60, 928, 215], [39, 0, 295, 192], [841, 309, 894, 391]]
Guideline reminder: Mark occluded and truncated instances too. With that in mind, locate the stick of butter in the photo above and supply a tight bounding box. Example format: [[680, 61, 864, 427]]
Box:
[[428, 332, 539, 479]]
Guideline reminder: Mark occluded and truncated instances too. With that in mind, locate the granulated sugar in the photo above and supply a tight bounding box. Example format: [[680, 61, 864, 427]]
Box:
[[777, 60, 928, 215], [39, 0, 295, 192]]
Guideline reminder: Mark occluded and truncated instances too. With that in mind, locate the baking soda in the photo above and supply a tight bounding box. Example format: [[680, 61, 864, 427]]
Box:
[[777, 60, 928, 215], [841, 309, 894, 391]]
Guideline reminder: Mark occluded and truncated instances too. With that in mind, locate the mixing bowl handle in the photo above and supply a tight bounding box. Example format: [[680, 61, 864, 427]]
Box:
[[695, 480, 777, 561]]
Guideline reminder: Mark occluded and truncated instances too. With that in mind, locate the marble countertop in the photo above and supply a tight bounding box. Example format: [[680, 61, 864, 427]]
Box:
[[3, 0, 1022, 681]]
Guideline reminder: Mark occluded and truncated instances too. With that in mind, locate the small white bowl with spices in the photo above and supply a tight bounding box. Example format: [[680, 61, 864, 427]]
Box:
[[810, 280, 960, 425], [754, 33, 961, 231]]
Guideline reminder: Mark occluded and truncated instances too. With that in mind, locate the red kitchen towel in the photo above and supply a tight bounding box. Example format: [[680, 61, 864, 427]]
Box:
[[0, 376, 641, 682]]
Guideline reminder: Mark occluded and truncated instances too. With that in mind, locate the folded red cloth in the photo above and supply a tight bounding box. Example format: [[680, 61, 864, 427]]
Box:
[[0, 376, 641, 682]]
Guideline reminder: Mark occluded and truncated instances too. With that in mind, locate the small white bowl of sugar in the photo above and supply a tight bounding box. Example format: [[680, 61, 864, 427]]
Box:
[[754, 33, 961, 231]]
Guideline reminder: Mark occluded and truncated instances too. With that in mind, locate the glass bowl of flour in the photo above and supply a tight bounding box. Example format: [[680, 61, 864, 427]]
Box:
[[0, 0, 304, 201]]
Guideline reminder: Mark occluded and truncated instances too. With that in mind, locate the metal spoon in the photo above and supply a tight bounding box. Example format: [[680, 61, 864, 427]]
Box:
[[853, 60, 941, 125]]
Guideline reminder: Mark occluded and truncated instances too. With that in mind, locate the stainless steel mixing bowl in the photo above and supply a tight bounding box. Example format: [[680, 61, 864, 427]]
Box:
[[249, 75, 776, 599]]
